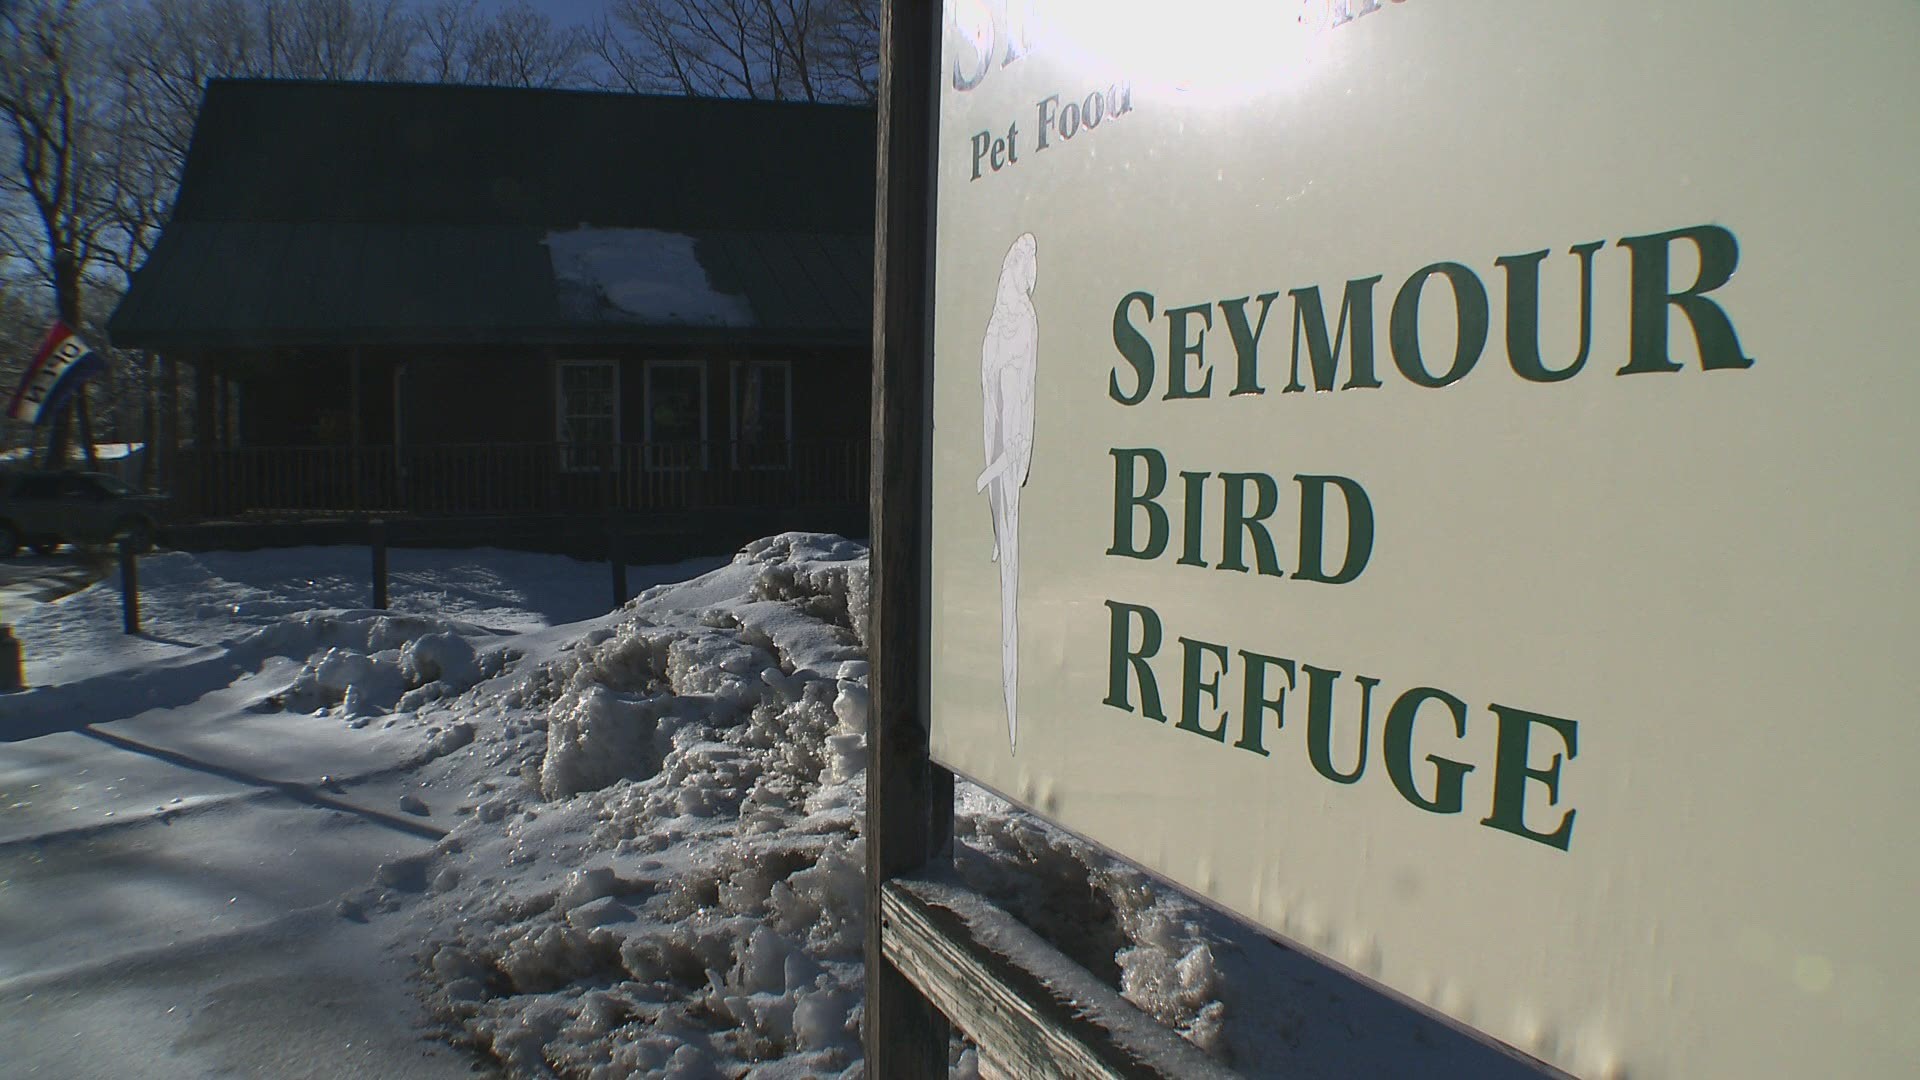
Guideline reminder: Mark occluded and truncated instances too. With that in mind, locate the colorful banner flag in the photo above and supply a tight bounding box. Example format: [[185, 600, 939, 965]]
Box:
[[6, 322, 105, 426]]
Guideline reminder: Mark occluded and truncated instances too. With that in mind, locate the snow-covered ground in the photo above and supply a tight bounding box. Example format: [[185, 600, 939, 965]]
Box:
[[0, 536, 1545, 1078]]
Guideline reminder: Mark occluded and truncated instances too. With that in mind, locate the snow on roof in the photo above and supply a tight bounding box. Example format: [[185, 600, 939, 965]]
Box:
[[548, 227, 758, 328]]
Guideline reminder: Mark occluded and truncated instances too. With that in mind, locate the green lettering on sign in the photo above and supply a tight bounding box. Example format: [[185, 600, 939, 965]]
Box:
[[1481, 703, 1579, 851], [1384, 687, 1476, 814], [1103, 599, 1168, 722], [1617, 224, 1754, 375], [1108, 448, 1169, 560]]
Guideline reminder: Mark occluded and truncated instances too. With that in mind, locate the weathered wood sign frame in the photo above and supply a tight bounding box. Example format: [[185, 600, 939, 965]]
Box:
[[865, 3, 1229, 1076]]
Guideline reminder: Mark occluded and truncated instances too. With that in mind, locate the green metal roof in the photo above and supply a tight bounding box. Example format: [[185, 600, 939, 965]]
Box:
[[109, 80, 876, 349]]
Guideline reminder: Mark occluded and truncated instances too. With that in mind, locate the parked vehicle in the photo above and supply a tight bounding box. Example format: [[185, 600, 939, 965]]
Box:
[[0, 470, 168, 556]]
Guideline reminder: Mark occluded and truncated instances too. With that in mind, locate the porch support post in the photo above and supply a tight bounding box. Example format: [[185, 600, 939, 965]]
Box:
[[139, 351, 156, 490], [542, 346, 558, 514], [193, 358, 215, 516], [193, 361, 214, 444], [393, 361, 407, 508], [350, 347, 364, 511], [160, 353, 179, 493]]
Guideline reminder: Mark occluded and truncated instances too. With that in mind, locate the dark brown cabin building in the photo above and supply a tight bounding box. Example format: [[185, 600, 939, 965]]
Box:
[[108, 79, 873, 541]]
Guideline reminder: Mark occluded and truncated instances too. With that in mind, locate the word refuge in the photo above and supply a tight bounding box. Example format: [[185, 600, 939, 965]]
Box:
[[1104, 599, 1580, 851], [1109, 223, 1751, 403]]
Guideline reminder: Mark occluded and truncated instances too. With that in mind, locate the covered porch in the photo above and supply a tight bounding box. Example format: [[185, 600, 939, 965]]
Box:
[[175, 438, 868, 520]]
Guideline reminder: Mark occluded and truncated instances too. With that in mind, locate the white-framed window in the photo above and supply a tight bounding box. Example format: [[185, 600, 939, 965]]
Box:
[[556, 359, 618, 471], [730, 360, 792, 469], [644, 359, 707, 470]]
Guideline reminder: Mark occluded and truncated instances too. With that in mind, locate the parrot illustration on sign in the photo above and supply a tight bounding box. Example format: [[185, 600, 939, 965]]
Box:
[[977, 233, 1038, 750]]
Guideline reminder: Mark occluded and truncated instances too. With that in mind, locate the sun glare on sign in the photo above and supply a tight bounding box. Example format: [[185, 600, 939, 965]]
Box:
[[982, 0, 1335, 105]]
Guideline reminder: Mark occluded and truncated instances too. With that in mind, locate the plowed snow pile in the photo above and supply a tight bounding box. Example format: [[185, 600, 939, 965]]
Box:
[[354, 534, 1533, 1079], [387, 534, 877, 1077]]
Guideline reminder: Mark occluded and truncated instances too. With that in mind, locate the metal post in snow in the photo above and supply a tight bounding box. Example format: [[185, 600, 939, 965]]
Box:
[[120, 536, 141, 635], [609, 511, 629, 608], [371, 517, 388, 610], [0, 623, 23, 692]]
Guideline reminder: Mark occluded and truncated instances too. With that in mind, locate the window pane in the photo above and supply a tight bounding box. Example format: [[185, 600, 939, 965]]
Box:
[[649, 366, 702, 444], [736, 362, 789, 468], [562, 364, 613, 393], [568, 388, 613, 417], [739, 366, 765, 443], [558, 362, 616, 470], [563, 417, 613, 445]]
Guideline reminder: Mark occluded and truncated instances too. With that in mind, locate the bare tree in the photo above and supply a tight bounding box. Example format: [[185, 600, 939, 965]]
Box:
[[0, 276, 50, 455], [1, 0, 116, 328], [104, 0, 434, 278], [594, 0, 879, 103], [115, 0, 269, 178], [414, 0, 484, 83], [0, 0, 423, 469], [471, 1, 591, 88], [813, 0, 878, 103], [256, 0, 418, 82], [416, 0, 590, 89], [0, 0, 127, 465], [4, 0, 607, 467]]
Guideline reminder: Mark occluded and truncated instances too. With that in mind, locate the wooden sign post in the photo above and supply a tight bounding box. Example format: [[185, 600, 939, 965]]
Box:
[[865, 0, 952, 1075], [866, 4, 1252, 1076]]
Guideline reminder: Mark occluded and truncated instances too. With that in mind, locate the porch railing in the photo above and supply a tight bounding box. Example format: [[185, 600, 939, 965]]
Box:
[[175, 439, 869, 520]]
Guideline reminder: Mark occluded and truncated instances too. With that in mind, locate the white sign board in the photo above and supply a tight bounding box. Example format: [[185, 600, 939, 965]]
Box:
[[925, 2, 1920, 1077]]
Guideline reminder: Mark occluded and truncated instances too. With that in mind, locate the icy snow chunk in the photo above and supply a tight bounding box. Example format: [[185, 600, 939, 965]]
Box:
[[760, 665, 804, 698], [792, 985, 852, 1051], [375, 854, 431, 891], [399, 793, 429, 816], [783, 949, 820, 993], [767, 840, 867, 957], [498, 923, 619, 993], [739, 926, 792, 994], [566, 896, 635, 930], [284, 647, 405, 715], [401, 631, 480, 690], [427, 721, 476, 757], [564, 628, 672, 694], [663, 1044, 722, 1079], [431, 944, 487, 983], [832, 681, 869, 734], [557, 866, 625, 911], [825, 734, 865, 784], [541, 686, 671, 798], [316, 648, 376, 694], [660, 631, 769, 704], [737, 532, 864, 565]]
